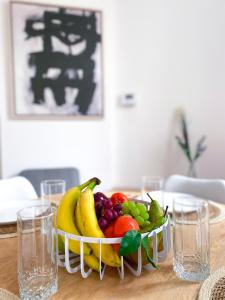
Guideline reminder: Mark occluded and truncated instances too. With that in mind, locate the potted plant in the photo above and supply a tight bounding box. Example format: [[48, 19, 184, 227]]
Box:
[[175, 110, 207, 177]]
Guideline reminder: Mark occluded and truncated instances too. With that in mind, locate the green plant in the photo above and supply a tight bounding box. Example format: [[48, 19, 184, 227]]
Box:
[[175, 111, 207, 177]]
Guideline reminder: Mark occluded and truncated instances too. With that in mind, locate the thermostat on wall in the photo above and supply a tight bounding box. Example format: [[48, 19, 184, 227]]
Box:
[[120, 93, 136, 107]]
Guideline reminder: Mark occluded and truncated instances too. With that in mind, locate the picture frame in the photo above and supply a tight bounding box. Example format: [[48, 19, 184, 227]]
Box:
[[10, 1, 104, 120]]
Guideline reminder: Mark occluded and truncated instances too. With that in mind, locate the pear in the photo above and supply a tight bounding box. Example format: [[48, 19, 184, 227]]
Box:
[[139, 194, 168, 261], [148, 193, 164, 223], [147, 193, 168, 226]]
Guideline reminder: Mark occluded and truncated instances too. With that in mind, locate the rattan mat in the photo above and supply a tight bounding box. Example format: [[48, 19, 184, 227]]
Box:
[[199, 268, 225, 300], [0, 288, 19, 300]]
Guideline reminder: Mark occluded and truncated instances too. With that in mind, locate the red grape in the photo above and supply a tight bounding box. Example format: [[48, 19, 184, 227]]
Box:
[[95, 202, 103, 211], [112, 210, 118, 219], [114, 203, 122, 212], [99, 217, 108, 229], [118, 210, 123, 216], [104, 200, 113, 209], [94, 192, 108, 204], [104, 209, 114, 221]]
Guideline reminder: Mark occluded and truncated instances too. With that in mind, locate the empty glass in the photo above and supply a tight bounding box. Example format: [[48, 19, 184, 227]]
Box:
[[141, 176, 164, 207], [173, 197, 210, 281], [17, 205, 58, 300], [41, 180, 66, 205]]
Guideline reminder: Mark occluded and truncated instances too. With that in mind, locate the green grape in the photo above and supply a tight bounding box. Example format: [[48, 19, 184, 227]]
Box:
[[135, 216, 145, 226], [122, 202, 130, 214], [130, 207, 140, 217], [123, 202, 129, 208], [123, 207, 130, 214], [128, 200, 136, 209], [144, 220, 151, 226], [137, 203, 147, 213], [141, 212, 150, 221]]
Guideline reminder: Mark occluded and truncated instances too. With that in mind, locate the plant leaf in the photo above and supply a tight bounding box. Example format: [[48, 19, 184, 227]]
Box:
[[193, 135, 207, 161], [181, 114, 190, 150], [141, 235, 158, 269], [175, 136, 192, 163], [119, 230, 141, 257]]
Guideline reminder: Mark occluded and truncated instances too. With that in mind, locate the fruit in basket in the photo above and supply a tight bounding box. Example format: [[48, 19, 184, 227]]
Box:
[[125, 196, 168, 267], [142, 193, 168, 233], [82, 254, 100, 272], [57, 177, 100, 256], [94, 192, 123, 230], [111, 192, 128, 205], [112, 215, 140, 252], [103, 221, 115, 238], [133, 203, 168, 266], [78, 188, 121, 267], [122, 200, 150, 228], [113, 215, 140, 237], [128, 234, 162, 265], [75, 191, 100, 272], [147, 193, 164, 223]]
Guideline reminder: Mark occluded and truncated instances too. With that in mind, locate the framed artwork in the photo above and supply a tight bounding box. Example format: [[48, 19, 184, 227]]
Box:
[[10, 1, 104, 119]]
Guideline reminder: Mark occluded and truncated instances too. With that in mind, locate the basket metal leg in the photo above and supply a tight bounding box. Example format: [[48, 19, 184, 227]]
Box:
[[64, 235, 81, 274], [124, 246, 142, 276], [152, 232, 158, 263], [117, 256, 124, 279], [58, 247, 79, 267], [80, 238, 92, 278], [144, 232, 158, 270]]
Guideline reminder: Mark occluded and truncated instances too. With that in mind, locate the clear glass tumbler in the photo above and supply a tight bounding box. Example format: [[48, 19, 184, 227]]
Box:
[[173, 197, 210, 281], [41, 180, 66, 205], [17, 205, 58, 300], [141, 176, 164, 207]]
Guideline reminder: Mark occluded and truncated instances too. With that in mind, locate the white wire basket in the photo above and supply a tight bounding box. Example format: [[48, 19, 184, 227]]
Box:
[[57, 203, 171, 280]]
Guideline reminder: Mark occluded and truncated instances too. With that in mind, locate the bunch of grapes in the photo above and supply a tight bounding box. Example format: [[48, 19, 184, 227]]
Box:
[[94, 192, 123, 230], [122, 200, 150, 227]]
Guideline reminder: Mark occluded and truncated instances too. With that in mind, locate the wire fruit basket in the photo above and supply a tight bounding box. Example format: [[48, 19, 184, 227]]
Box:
[[57, 199, 171, 280]]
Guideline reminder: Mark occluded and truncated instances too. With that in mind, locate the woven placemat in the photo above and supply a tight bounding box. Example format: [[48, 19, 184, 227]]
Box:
[[198, 268, 225, 300], [0, 288, 19, 300]]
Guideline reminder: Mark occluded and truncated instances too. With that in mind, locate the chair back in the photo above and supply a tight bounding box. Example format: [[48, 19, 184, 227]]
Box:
[[164, 175, 225, 204], [18, 167, 80, 196], [0, 176, 37, 201]]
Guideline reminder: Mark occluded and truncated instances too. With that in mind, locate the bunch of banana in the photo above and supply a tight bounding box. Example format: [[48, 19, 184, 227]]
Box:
[[57, 177, 101, 272], [76, 187, 121, 267]]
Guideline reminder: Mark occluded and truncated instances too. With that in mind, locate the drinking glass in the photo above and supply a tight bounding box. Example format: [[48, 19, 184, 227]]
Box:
[[41, 180, 66, 205], [141, 176, 164, 207], [173, 197, 210, 281], [17, 205, 58, 300]]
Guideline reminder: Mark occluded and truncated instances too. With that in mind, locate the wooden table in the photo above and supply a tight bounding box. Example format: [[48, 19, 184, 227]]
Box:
[[0, 217, 224, 300]]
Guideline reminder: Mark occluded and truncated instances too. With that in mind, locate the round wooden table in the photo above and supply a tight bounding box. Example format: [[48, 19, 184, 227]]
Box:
[[0, 208, 225, 300]]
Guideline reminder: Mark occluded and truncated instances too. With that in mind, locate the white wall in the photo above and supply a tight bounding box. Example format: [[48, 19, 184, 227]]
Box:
[[113, 0, 225, 189], [1, 0, 225, 191], [0, 0, 117, 191]]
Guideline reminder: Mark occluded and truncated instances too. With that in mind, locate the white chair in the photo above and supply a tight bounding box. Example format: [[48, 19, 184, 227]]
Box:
[[0, 176, 37, 202], [164, 175, 225, 204]]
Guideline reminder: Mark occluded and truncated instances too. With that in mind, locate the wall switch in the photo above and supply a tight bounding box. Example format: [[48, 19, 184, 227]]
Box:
[[120, 93, 136, 107]]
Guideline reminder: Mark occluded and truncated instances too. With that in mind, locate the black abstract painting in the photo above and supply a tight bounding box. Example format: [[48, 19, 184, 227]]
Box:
[[11, 2, 103, 118]]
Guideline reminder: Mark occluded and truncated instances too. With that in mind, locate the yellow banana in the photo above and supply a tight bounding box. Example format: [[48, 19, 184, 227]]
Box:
[[75, 198, 85, 236], [82, 254, 100, 272], [75, 196, 100, 272], [79, 188, 121, 267], [57, 179, 98, 255]]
